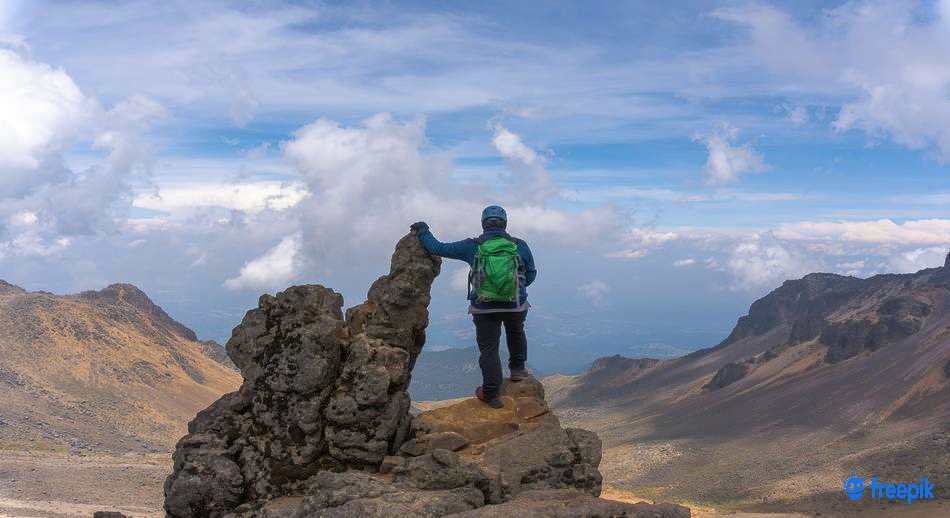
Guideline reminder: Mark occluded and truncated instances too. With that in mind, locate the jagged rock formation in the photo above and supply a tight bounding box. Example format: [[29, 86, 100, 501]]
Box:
[[165, 232, 689, 518], [703, 361, 749, 391]]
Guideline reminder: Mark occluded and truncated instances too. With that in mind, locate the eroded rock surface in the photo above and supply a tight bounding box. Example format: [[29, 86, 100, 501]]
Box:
[[165, 231, 689, 517]]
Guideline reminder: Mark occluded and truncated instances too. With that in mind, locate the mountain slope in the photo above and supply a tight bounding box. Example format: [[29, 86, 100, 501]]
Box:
[[0, 282, 241, 453], [547, 254, 950, 514], [409, 346, 482, 401]]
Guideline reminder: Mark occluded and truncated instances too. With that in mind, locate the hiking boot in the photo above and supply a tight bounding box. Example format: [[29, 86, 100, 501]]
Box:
[[509, 368, 531, 381], [475, 386, 504, 409]]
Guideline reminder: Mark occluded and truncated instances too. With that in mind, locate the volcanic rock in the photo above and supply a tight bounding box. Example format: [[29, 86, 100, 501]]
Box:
[[703, 361, 749, 391], [164, 231, 687, 517]]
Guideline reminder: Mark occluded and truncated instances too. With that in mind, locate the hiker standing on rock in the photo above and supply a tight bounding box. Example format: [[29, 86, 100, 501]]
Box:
[[411, 205, 537, 408]]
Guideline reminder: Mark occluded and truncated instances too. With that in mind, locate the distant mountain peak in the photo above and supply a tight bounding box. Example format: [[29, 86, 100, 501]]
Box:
[[0, 280, 240, 453], [78, 282, 198, 342], [82, 282, 154, 309], [0, 280, 25, 295], [589, 355, 659, 372]]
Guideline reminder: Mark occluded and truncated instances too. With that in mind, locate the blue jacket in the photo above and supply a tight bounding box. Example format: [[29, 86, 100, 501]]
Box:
[[418, 228, 537, 312]]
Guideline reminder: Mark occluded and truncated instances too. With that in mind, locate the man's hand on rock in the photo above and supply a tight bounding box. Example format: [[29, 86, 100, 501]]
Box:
[[410, 221, 429, 233]]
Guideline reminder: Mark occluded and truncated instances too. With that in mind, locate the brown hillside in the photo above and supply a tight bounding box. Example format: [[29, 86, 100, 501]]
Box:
[[0, 282, 241, 453], [548, 255, 950, 515]]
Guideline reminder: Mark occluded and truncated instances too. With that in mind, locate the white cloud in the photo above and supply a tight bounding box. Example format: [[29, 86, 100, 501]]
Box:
[[491, 124, 540, 166], [724, 235, 816, 290], [8, 211, 38, 228], [577, 280, 610, 307], [563, 185, 802, 204], [94, 94, 166, 173], [0, 49, 93, 173], [605, 249, 648, 260], [224, 234, 302, 291], [280, 114, 623, 273], [774, 219, 950, 246], [0, 49, 163, 258], [133, 181, 308, 214], [887, 247, 948, 274], [716, 2, 950, 162], [834, 259, 866, 276], [624, 228, 679, 247], [607, 227, 678, 259], [0, 233, 70, 259], [694, 123, 768, 184], [488, 124, 559, 205], [673, 258, 696, 267]]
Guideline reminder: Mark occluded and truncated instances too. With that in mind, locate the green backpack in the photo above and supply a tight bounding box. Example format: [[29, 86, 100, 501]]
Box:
[[470, 237, 521, 303]]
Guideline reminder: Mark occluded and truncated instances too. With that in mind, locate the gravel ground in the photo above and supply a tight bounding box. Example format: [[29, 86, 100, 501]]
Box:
[[0, 451, 168, 517]]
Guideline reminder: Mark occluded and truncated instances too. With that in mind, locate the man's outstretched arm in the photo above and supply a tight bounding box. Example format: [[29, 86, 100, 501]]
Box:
[[412, 222, 475, 263]]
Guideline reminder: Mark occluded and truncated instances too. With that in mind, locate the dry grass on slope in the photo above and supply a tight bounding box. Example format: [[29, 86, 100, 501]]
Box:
[[0, 283, 241, 453]]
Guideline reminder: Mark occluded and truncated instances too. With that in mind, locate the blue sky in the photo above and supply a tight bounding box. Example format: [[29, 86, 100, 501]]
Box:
[[1, 0, 948, 371]]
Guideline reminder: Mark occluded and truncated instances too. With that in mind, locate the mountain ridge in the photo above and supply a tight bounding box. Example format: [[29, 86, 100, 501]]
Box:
[[546, 251, 950, 515], [0, 280, 241, 453]]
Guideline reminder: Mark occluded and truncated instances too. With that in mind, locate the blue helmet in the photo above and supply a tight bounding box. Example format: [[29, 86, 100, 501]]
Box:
[[481, 205, 507, 223]]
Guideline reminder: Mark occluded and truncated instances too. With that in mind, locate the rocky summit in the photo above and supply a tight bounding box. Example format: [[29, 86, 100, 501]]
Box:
[[164, 231, 689, 518]]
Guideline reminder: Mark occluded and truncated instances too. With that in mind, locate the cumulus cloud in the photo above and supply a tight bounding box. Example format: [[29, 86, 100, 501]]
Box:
[[606, 249, 648, 260], [0, 49, 163, 258], [722, 235, 817, 290], [0, 49, 93, 173], [489, 124, 559, 205], [673, 258, 696, 267], [835, 259, 866, 276], [491, 124, 540, 166], [134, 181, 308, 214], [774, 219, 950, 245], [607, 227, 678, 259], [887, 247, 948, 274], [224, 234, 302, 291], [577, 280, 611, 307], [280, 114, 623, 274], [694, 123, 768, 184], [716, 2, 950, 162]]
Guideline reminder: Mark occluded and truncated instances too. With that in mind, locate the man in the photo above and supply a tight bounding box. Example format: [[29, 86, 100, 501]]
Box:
[[411, 205, 537, 408]]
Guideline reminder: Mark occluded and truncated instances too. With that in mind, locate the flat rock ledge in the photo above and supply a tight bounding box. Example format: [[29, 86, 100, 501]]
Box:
[[164, 231, 690, 518]]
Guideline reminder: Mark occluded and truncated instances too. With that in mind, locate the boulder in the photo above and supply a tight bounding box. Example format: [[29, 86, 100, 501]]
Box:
[[400, 431, 468, 456]]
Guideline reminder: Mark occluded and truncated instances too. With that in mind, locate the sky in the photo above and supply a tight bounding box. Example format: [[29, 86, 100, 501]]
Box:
[[1, 0, 949, 371]]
